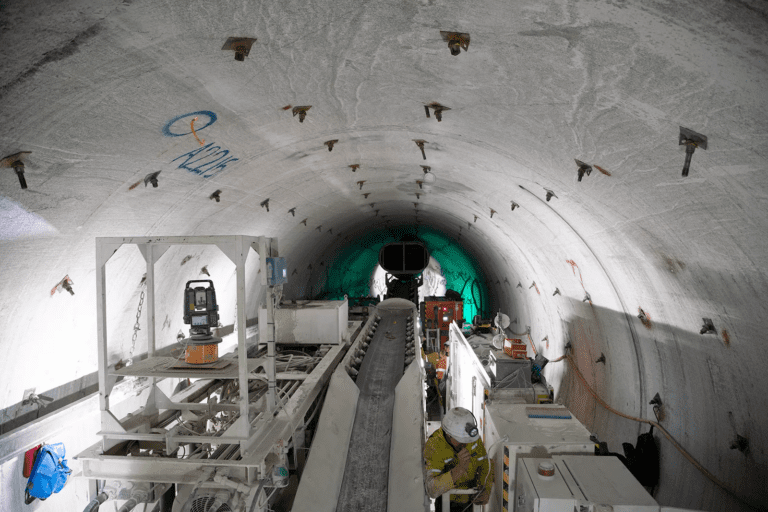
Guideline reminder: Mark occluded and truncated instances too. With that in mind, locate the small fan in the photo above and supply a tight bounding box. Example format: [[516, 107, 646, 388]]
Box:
[[492, 311, 510, 349]]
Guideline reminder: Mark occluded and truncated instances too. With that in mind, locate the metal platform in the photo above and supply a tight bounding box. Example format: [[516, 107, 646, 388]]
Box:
[[111, 354, 308, 380]]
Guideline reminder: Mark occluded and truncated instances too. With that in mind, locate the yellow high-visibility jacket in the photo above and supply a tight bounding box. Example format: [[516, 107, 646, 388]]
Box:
[[423, 427, 494, 504], [425, 351, 440, 367]]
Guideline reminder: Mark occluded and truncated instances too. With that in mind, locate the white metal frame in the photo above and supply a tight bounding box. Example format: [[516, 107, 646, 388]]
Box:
[[442, 489, 482, 512], [425, 328, 441, 353], [447, 321, 491, 417], [95, 235, 278, 454], [82, 235, 352, 488]]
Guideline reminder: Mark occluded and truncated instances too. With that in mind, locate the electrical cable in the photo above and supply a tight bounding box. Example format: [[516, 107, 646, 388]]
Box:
[[163, 340, 190, 369], [260, 487, 279, 507], [526, 332, 538, 356], [470, 279, 481, 320], [564, 353, 760, 511]]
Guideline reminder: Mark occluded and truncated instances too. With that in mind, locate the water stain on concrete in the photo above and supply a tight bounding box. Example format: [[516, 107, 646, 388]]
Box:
[[0, 23, 102, 100], [519, 22, 584, 50]]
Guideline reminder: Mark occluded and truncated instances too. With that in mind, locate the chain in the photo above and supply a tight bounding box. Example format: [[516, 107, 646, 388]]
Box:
[[127, 290, 145, 366]]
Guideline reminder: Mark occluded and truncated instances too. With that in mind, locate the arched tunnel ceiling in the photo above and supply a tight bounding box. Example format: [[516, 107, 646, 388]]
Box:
[[1, 0, 767, 510]]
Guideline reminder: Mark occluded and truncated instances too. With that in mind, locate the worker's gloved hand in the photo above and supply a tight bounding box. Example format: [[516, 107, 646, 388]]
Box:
[[450, 448, 472, 482], [475, 489, 490, 505]]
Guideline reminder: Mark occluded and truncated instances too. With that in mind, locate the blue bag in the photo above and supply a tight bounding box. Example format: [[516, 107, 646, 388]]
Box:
[[25, 443, 72, 502]]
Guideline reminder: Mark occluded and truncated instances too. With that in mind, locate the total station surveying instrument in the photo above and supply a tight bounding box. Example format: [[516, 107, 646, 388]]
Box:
[[181, 279, 222, 364]]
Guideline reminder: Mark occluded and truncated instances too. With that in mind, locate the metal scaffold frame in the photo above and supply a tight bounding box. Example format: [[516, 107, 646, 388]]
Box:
[[81, 235, 346, 486], [95, 235, 276, 451]]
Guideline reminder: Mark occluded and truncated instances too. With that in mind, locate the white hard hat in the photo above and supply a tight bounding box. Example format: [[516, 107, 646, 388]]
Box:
[[442, 407, 480, 443]]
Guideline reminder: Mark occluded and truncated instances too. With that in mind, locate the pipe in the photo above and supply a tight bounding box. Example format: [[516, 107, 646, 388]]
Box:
[[82, 492, 109, 512], [267, 289, 277, 412], [247, 480, 268, 512], [117, 498, 138, 512], [213, 469, 251, 494], [564, 353, 761, 511]]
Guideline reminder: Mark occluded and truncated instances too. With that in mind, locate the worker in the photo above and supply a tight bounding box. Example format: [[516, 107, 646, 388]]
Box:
[[435, 344, 450, 412], [435, 343, 449, 380], [424, 407, 493, 511], [423, 346, 441, 370], [422, 344, 449, 412]]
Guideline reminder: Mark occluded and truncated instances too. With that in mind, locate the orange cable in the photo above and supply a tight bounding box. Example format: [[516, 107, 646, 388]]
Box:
[[525, 332, 538, 356], [564, 353, 758, 510]]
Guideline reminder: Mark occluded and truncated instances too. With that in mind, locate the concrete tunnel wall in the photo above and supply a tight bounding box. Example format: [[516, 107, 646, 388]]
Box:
[[1, 0, 767, 510]]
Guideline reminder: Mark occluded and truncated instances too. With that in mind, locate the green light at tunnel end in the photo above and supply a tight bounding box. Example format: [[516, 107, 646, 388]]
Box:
[[313, 225, 489, 324]]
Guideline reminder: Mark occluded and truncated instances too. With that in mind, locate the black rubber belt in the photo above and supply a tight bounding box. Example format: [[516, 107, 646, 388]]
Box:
[[336, 311, 407, 512]]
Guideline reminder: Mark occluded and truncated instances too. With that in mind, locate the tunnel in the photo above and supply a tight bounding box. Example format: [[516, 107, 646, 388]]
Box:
[[0, 0, 767, 511]]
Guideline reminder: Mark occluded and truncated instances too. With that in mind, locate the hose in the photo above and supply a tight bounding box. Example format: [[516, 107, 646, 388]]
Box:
[[82, 493, 109, 512], [564, 353, 760, 510], [247, 479, 268, 512], [525, 332, 538, 355], [117, 498, 138, 512], [470, 279, 482, 319]]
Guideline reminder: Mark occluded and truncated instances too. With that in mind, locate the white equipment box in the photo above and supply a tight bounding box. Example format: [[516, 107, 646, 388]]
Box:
[[261, 299, 349, 345], [515, 455, 659, 512], [483, 403, 593, 512]]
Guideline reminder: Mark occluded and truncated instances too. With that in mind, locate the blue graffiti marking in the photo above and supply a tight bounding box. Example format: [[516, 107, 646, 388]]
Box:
[[172, 142, 239, 179], [162, 111, 217, 137]]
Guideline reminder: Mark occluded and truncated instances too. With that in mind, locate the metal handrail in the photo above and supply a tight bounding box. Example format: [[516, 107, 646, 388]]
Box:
[[442, 488, 481, 512]]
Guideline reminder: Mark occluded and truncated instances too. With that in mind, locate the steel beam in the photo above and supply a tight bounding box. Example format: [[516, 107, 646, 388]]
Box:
[[242, 344, 345, 460]]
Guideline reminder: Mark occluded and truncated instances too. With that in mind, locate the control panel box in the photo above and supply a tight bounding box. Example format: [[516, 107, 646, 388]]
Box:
[[483, 404, 592, 512], [262, 299, 348, 345], [489, 352, 531, 387], [515, 456, 659, 512], [266, 257, 288, 286], [420, 297, 463, 351]]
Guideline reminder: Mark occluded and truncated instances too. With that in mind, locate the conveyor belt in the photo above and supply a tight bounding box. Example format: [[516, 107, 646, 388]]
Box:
[[336, 306, 409, 512]]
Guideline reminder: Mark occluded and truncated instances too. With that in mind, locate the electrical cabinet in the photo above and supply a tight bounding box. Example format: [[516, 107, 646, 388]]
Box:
[[489, 352, 531, 386], [515, 456, 659, 512], [421, 297, 463, 351], [515, 458, 577, 512], [266, 256, 288, 285], [483, 403, 593, 512], [265, 299, 349, 345]]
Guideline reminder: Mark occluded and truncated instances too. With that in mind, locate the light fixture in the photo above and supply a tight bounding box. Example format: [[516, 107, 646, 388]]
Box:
[[421, 165, 436, 183]]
